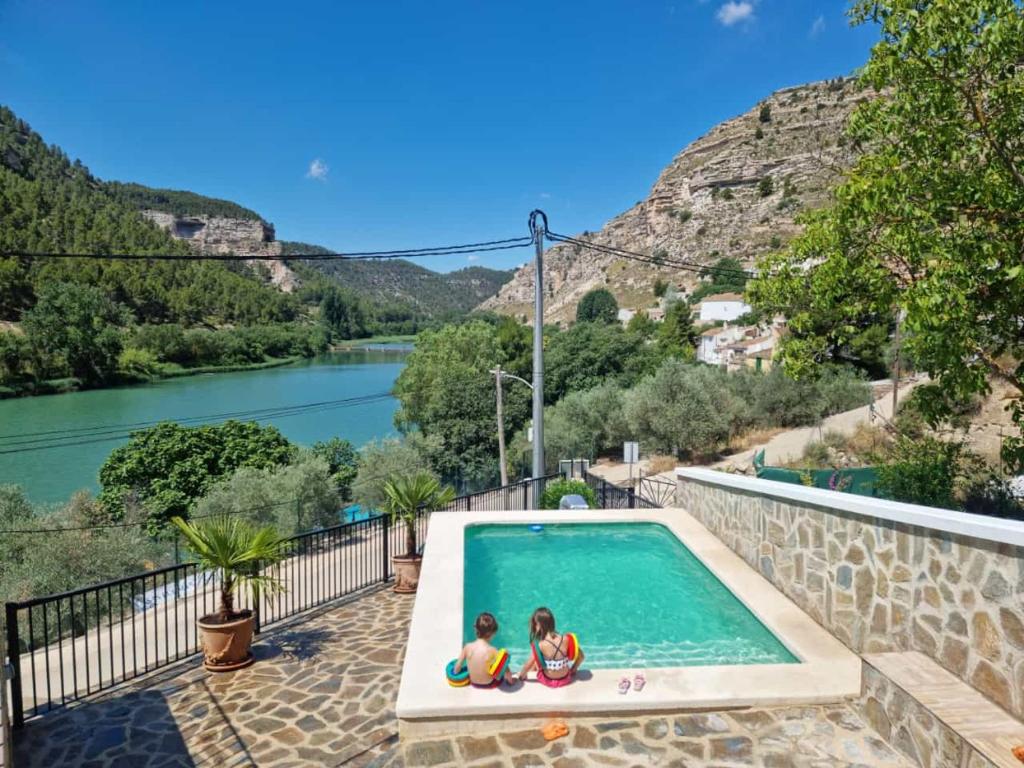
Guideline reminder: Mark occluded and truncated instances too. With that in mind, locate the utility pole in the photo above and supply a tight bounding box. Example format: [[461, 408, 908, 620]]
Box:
[[530, 211, 546, 492], [492, 365, 509, 486]]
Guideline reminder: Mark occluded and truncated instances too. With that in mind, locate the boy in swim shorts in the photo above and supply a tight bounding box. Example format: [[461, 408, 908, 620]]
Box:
[[453, 612, 516, 687]]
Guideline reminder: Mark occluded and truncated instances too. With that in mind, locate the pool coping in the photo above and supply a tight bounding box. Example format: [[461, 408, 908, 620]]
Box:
[[396, 508, 860, 735]]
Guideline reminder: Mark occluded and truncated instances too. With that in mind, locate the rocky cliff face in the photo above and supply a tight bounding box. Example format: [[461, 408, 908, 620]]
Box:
[[481, 78, 867, 323], [142, 211, 298, 292]]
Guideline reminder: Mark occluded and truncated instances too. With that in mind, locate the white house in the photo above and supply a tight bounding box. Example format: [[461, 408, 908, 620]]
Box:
[[617, 308, 636, 325], [694, 292, 752, 323]]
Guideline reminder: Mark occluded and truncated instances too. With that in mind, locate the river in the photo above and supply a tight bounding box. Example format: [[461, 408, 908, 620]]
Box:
[[0, 347, 409, 505]]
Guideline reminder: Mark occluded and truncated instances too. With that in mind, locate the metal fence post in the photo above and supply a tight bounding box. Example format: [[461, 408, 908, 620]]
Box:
[[3, 604, 23, 729], [381, 515, 391, 583], [252, 569, 262, 636], [627, 488, 636, 509]]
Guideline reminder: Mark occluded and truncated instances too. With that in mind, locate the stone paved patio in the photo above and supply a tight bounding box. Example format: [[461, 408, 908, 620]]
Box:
[[397, 706, 915, 767], [12, 587, 916, 767], [13, 587, 410, 768]]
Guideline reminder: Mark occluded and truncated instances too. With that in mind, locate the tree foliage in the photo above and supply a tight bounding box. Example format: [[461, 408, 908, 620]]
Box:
[[544, 322, 661, 404], [575, 288, 619, 324], [192, 455, 342, 536], [393, 320, 532, 485], [749, 1, 1024, 469], [98, 420, 294, 528], [21, 282, 129, 384], [352, 438, 435, 511], [307, 437, 360, 500], [657, 300, 699, 358]]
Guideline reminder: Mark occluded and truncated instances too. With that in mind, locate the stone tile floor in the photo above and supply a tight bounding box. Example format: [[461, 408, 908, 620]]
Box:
[[13, 587, 915, 767], [397, 707, 915, 768]]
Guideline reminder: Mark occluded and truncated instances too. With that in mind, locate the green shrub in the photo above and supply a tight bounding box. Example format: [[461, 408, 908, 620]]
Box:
[[802, 440, 833, 467], [117, 347, 160, 378], [193, 456, 342, 536], [758, 176, 775, 197], [540, 479, 597, 509], [876, 436, 963, 509], [758, 103, 772, 123]]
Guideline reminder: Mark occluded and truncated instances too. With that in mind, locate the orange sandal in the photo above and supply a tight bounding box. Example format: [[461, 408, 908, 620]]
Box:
[[542, 722, 569, 741]]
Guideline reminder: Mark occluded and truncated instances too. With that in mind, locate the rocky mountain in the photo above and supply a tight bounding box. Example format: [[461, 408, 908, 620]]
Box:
[[124, 200, 512, 315], [481, 78, 867, 323]]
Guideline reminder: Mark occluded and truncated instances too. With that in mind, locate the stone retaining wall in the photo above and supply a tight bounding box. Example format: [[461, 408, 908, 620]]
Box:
[[676, 472, 1024, 721]]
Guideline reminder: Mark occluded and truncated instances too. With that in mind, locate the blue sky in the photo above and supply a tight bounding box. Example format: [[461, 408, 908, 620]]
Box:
[[1, 1, 878, 272]]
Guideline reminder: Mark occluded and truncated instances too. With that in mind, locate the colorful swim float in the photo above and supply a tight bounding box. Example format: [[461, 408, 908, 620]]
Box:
[[487, 648, 510, 680], [445, 659, 470, 687]]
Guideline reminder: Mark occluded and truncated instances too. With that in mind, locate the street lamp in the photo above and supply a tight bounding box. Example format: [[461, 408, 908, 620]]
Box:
[[490, 367, 533, 487]]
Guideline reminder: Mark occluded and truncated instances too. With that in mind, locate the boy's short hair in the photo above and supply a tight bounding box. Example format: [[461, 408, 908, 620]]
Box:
[[474, 612, 498, 638]]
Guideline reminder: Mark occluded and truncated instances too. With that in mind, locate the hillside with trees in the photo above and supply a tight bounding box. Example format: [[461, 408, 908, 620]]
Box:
[[0, 105, 514, 393], [282, 241, 513, 316]]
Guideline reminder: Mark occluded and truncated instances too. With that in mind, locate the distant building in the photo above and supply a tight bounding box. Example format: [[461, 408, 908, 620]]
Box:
[[693, 292, 752, 323], [726, 334, 777, 372], [697, 325, 746, 366], [617, 308, 636, 326]]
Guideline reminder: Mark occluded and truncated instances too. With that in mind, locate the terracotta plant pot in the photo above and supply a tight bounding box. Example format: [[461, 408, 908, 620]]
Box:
[[197, 610, 255, 671], [392, 554, 423, 594]]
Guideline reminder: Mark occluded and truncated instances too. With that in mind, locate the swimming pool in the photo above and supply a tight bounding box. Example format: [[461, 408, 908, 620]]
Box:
[[463, 523, 796, 669], [342, 504, 378, 524]]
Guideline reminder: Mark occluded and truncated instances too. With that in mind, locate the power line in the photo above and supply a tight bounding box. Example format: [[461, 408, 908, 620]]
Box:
[[545, 230, 755, 279], [0, 392, 395, 444], [1, 236, 534, 262], [0, 393, 395, 454]]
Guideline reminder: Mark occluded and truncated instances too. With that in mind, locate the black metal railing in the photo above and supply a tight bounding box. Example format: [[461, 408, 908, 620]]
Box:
[[442, 474, 559, 512], [563, 464, 664, 509], [2, 470, 655, 727], [1, 510, 417, 727]]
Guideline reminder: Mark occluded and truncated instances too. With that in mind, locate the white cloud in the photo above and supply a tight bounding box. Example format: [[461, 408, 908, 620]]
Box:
[[809, 14, 825, 38], [467, 254, 480, 262], [539, 192, 551, 199], [716, 1, 754, 26], [306, 158, 329, 181]]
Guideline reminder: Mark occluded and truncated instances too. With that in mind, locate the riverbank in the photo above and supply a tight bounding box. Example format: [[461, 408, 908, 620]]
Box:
[[332, 334, 415, 350]]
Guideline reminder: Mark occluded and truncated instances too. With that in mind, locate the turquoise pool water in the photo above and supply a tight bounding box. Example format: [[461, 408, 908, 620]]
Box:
[[463, 523, 797, 669]]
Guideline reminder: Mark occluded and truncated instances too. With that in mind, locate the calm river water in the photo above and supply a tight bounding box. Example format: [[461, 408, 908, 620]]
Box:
[[0, 347, 408, 505]]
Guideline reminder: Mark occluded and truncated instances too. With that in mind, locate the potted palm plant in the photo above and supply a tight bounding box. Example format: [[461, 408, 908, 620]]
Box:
[[171, 515, 287, 671], [382, 471, 455, 593]]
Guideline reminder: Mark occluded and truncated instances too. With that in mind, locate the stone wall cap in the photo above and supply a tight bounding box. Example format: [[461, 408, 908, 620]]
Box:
[[676, 467, 1024, 548]]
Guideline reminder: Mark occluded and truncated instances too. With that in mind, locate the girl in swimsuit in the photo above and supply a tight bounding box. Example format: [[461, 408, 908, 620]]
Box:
[[517, 607, 584, 688]]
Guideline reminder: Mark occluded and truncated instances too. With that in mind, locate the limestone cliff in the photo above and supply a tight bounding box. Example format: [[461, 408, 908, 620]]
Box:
[[141, 211, 298, 292], [480, 78, 867, 323]]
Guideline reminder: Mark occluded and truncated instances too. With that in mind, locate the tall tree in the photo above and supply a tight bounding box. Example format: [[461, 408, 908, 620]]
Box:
[[658, 300, 699, 359], [22, 282, 129, 384], [575, 288, 619, 324], [749, 0, 1024, 470]]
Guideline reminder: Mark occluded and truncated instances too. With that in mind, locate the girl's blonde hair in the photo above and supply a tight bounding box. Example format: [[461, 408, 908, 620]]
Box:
[[529, 606, 556, 642]]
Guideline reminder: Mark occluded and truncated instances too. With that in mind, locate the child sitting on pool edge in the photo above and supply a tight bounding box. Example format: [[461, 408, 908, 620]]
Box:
[[517, 607, 584, 687], [453, 612, 516, 688]]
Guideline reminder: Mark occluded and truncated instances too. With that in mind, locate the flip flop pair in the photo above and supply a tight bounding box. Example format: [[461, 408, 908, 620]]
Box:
[[617, 673, 646, 694]]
